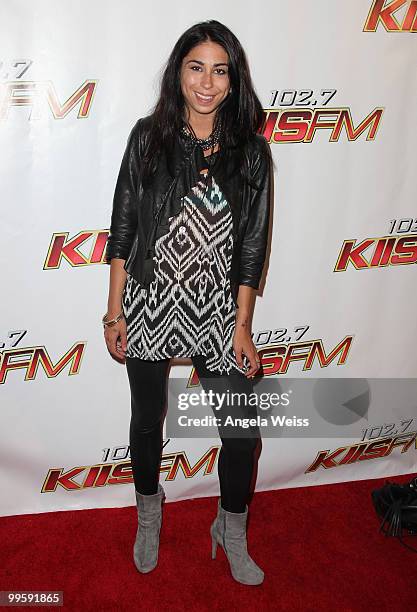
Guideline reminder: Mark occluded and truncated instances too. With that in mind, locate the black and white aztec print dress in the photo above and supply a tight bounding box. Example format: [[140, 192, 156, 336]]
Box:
[[122, 170, 247, 375]]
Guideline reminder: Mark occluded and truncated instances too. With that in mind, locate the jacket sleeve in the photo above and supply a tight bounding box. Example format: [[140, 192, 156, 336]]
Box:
[[104, 119, 142, 263], [238, 135, 273, 289]]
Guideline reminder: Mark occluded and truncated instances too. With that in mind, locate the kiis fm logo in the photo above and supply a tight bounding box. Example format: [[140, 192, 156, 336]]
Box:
[[44, 230, 109, 268], [262, 107, 383, 143], [0, 59, 97, 120], [306, 421, 417, 473], [42, 445, 219, 492], [187, 326, 354, 386], [0, 330, 85, 384], [364, 0, 417, 32], [335, 218, 417, 271]]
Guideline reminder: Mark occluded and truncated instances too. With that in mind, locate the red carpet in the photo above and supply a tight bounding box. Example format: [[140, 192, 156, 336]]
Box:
[[1, 474, 416, 611]]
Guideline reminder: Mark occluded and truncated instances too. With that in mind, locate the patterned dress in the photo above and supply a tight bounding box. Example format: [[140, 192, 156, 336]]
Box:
[[122, 171, 247, 375]]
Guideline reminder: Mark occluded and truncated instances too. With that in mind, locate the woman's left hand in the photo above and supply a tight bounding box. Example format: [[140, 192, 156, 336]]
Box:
[[233, 327, 261, 378]]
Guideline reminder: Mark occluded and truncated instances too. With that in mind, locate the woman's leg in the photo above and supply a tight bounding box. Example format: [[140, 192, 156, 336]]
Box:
[[125, 356, 171, 495], [191, 355, 264, 585], [190, 355, 261, 513]]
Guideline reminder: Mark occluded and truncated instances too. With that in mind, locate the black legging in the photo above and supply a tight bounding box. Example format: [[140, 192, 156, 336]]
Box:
[[126, 354, 261, 513]]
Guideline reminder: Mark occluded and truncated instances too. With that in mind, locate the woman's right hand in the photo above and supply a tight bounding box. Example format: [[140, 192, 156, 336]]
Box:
[[104, 316, 127, 362]]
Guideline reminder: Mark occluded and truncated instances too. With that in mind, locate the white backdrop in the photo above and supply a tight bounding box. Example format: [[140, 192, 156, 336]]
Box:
[[1, 0, 417, 516]]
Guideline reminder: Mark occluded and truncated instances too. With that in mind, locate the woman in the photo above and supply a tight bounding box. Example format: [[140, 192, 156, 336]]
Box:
[[103, 20, 273, 586]]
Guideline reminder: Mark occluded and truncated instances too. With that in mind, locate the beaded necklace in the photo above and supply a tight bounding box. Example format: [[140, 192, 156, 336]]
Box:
[[180, 119, 222, 151]]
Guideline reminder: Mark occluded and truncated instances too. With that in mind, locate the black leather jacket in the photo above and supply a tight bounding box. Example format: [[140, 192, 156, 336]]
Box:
[[105, 115, 273, 307]]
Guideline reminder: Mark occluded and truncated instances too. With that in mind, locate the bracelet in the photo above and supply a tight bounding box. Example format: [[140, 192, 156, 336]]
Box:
[[102, 311, 124, 327]]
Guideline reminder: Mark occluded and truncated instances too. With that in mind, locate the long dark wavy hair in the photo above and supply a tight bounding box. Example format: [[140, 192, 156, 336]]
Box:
[[141, 19, 265, 187]]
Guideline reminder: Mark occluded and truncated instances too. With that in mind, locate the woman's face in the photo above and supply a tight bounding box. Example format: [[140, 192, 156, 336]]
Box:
[[180, 40, 230, 123]]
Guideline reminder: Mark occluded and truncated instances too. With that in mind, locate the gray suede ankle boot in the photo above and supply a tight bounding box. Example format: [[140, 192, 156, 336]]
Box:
[[134, 483, 165, 573], [210, 499, 264, 585]]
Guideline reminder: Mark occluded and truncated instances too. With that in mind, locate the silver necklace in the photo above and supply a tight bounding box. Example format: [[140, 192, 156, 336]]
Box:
[[180, 120, 222, 151]]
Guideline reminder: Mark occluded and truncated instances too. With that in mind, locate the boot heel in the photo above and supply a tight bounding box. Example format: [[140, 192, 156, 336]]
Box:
[[211, 535, 217, 559], [134, 484, 165, 573]]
